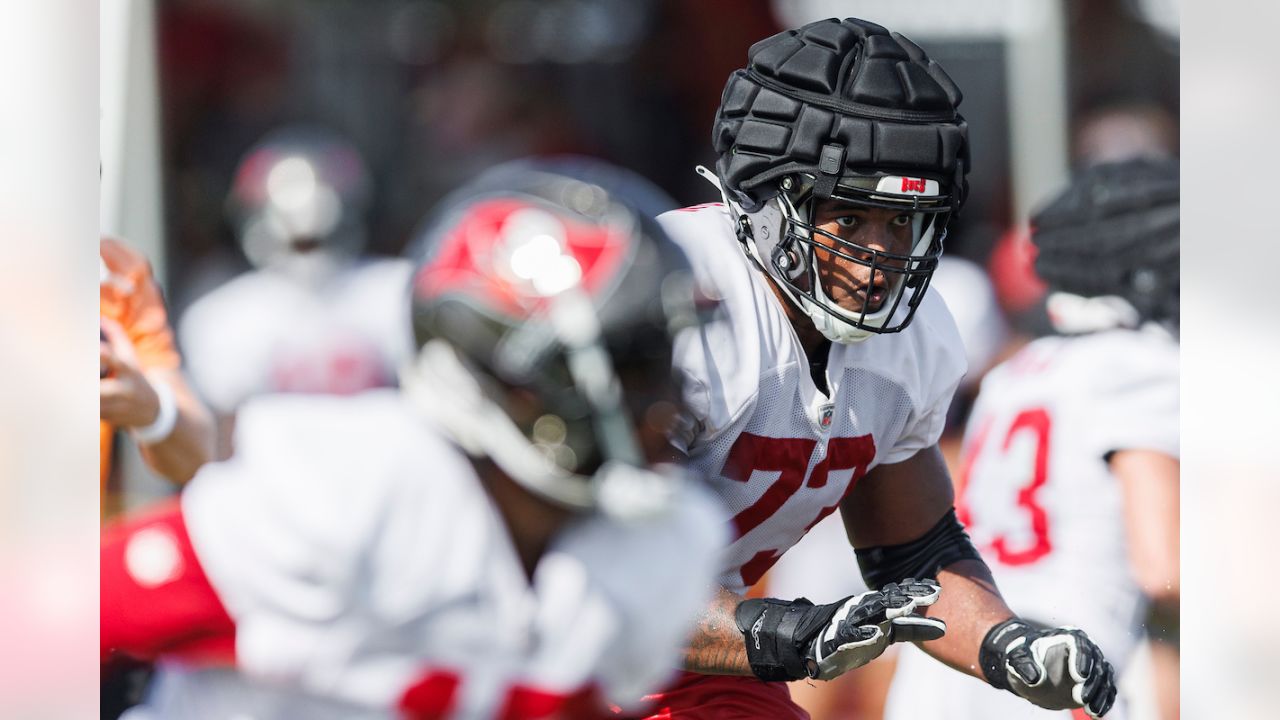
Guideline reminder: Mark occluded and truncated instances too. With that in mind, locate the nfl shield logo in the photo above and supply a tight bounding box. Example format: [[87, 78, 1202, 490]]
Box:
[[819, 404, 834, 429]]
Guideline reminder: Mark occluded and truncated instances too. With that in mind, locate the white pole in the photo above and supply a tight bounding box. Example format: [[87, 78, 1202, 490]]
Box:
[[1002, 0, 1070, 224], [99, 0, 164, 279]]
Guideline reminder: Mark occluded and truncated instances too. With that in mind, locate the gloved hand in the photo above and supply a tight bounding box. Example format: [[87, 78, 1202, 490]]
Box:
[[980, 619, 1118, 718], [737, 578, 946, 681]]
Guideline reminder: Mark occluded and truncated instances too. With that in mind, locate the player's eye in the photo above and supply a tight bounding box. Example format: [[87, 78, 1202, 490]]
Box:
[[835, 216, 858, 228], [891, 214, 912, 227]]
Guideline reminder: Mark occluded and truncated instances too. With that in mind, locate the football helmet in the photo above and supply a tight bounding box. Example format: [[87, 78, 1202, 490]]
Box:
[[228, 125, 372, 281], [401, 157, 703, 519], [1030, 157, 1179, 334], [707, 17, 969, 343]]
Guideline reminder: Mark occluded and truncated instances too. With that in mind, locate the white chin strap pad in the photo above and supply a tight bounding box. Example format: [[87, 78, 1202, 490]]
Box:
[[804, 298, 875, 343]]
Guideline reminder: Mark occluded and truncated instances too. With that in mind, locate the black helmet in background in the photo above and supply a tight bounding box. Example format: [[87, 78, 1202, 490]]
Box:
[[1031, 157, 1179, 335]]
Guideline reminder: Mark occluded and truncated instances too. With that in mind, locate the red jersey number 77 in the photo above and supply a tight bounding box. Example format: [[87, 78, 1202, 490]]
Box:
[[721, 432, 876, 587]]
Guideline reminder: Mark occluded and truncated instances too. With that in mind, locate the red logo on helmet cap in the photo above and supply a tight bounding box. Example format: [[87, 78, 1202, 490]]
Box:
[[900, 177, 927, 193], [413, 199, 631, 318]]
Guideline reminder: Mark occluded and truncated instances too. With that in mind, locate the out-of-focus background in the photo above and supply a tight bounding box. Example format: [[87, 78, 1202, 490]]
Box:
[[109, 0, 1175, 322], [100, 0, 1180, 503], [5, 0, 1277, 717]]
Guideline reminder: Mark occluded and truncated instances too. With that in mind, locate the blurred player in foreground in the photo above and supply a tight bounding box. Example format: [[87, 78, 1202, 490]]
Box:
[[100, 236, 215, 513], [646, 17, 1117, 718], [178, 125, 413, 458], [101, 159, 728, 718], [885, 157, 1179, 720]]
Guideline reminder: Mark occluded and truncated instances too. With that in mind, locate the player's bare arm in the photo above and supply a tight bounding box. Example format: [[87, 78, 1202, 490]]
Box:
[[100, 341, 214, 483], [682, 586, 754, 676], [843, 445, 1117, 717], [841, 444, 1011, 675], [1115, 448, 1180, 658], [1114, 449, 1180, 604]]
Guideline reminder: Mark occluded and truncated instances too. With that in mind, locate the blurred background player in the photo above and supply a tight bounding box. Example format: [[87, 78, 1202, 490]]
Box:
[[648, 17, 1115, 720], [177, 125, 414, 458], [100, 236, 215, 515], [884, 157, 1179, 720], [101, 158, 728, 718]]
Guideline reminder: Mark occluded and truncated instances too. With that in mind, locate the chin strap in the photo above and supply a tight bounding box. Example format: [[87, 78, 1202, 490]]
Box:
[[695, 166, 758, 256], [694, 166, 805, 305]]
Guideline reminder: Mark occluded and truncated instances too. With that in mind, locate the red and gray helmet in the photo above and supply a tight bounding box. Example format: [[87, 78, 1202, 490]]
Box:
[[228, 125, 372, 271], [401, 157, 703, 517], [709, 17, 969, 342]]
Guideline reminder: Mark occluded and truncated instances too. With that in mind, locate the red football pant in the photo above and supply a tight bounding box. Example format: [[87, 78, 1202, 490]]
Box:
[[634, 671, 810, 720]]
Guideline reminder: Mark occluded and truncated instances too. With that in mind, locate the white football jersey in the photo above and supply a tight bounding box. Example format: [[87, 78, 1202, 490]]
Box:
[[127, 390, 727, 719], [178, 258, 415, 414], [885, 326, 1179, 720], [658, 203, 967, 595]]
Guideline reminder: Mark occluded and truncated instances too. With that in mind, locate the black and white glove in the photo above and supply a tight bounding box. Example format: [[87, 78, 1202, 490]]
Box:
[[980, 619, 1118, 718], [735, 578, 946, 682]]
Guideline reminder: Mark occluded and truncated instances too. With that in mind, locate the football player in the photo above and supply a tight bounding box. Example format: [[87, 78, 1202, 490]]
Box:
[[178, 125, 415, 459], [646, 17, 1117, 718], [101, 159, 728, 718], [885, 157, 1179, 720]]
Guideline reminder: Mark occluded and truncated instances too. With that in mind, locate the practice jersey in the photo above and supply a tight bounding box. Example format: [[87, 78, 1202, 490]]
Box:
[[177, 258, 414, 414], [657, 203, 967, 595], [885, 326, 1179, 720], [122, 390, 727, 719]]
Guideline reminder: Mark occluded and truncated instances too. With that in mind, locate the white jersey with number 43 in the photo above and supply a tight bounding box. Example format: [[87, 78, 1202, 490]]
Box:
[[126, 390, 727, 720], [657, 203, 967, 595], [886, 325, 1178, 720]]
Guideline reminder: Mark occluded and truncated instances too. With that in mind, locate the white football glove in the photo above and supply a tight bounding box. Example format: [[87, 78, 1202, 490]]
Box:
[[736, 578, 946, 682], [808, 578, 946, 679], [980, 619, 1118, 718]]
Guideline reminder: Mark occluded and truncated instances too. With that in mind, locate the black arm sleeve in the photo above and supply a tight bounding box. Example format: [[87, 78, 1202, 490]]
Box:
[[854, 508, 981, 589]]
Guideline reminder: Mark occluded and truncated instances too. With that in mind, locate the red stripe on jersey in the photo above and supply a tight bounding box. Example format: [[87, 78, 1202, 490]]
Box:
[[498, 683, 605, 720], [100, 499, 236, 665], [399, 669, 462, 719]]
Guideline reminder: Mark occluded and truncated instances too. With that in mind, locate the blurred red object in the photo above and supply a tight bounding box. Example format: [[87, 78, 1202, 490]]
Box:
[[987, 227, 1047, 316]]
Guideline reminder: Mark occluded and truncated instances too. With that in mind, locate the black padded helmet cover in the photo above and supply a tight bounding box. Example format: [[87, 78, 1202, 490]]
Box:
[[712, 18, 970, 212], [1031, 157, 1179, 326]]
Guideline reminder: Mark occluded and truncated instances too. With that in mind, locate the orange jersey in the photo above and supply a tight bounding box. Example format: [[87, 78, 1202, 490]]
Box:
[[100, 237, 181, 511]]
